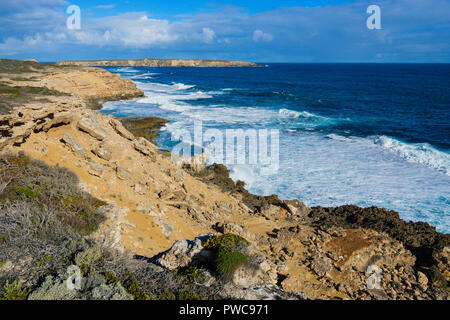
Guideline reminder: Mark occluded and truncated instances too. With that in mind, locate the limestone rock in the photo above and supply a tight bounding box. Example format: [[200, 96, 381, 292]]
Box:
[[109, 118, 135, 141], [77, 116, 106, 141], [133, 137, 155, 156], [284, 199, 310, 216], [310, 257, 331, 276], [88, 161, 103, 177], [155, 237, 205, 269], [92, 145, 112, 161], [61, 133, 89, 159], [115, 162, 129, 180]]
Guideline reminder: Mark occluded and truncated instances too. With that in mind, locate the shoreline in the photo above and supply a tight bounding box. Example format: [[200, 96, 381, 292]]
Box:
[[0, 59, 448, 300]]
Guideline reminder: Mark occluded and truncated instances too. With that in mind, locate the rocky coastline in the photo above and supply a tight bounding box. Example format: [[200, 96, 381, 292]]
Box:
[[56, 59, 258, 68], [0, 59, 448, 300]]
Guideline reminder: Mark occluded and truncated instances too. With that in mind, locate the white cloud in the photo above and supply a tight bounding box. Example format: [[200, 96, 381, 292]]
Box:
[[201, 27, 215, 43], [95, 5, 115, 9], [253, 30, 274, 42]]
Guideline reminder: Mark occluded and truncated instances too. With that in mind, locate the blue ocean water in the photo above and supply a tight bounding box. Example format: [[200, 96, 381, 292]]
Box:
[[101, 64, 450, 233]]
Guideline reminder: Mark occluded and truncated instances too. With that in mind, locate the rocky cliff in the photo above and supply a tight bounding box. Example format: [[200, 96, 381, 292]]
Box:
[[0, 60, 448, 300], [57, 59, 258, 67]]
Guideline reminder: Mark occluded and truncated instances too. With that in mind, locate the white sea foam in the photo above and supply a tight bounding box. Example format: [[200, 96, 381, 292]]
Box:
[[171, 82, 196, 90], [226, 132, 450, 232], [372, 136, 450, 176], [326, 133, 350, 142], [115, 67, 140, 73], [131, 73, 158, 80], [278, 108, 318, 119]]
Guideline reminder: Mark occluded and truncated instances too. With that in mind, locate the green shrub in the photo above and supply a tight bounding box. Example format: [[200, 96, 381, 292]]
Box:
[[0, 153, 108, 291], [126, 279, 150, 300], [104, 272, 119, 285], [203, 234, 250, 278], [75, 247, 103, 274], [177, 266, 204, 284], [0, 280, 30, 300], [216, 246, 249, 277], [203, 234, 249, 251], [16, 187, 40, 200], [150, 289, 205, 300], [155, 290, 176, 300], [35, 253, 53, 267]]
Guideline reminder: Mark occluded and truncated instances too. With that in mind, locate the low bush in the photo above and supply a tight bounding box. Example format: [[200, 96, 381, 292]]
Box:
[[216, 246, 249, 278], [0, 280, 30, 300], [177, 266, 205, 284], [203, 234, 249, 251], [202, 234, 250, 278]]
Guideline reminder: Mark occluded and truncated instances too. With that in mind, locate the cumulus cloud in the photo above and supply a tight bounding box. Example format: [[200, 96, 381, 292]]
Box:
[[252, 30, 273, 42], [0, 0, 448, 62], [201, 28, 215, 43]]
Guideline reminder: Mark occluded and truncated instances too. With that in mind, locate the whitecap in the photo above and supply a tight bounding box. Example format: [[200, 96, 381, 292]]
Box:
[[373, 136, 450, 175]]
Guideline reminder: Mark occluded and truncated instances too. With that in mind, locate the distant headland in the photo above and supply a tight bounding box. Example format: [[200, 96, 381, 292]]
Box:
[[56, 58, 258, 67]]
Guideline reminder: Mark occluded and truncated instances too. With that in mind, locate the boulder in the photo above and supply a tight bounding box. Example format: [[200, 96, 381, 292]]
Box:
[[92, 145, 112, 161], [155, 236, 210, 269], [77, 116, 106, 141], [310, 257, 331, 276]]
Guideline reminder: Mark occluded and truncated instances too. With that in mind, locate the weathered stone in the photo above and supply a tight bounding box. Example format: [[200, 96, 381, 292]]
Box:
[[214, 222, 256, 240], [88, 161, 103, 177], [284, 199, 310, 216], [115, 162, 129, 180], [155, 237, 205, 269], [61, 133, 89, 159], [160, 221, 173, 237], [77, 116, 106, 140], [188, 207, 207, 223], [310, 257, 331, 276], [92, 145, 112, 161], [122, 220, 136, 229], [133, 137, 155, 156], [109, 118, 135, 141]]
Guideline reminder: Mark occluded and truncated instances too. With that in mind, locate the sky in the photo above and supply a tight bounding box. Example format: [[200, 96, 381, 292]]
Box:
[[0, 0, 449, 62]]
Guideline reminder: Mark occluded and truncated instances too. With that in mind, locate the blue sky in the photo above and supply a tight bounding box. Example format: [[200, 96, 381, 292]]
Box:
[[0, 0, 449, 62]]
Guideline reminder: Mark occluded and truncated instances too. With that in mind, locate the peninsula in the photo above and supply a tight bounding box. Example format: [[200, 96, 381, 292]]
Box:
[[57, 59, 258, 67]]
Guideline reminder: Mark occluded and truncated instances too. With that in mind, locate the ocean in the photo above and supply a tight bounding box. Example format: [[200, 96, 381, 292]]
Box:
[[100, 63, 450, 233]]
